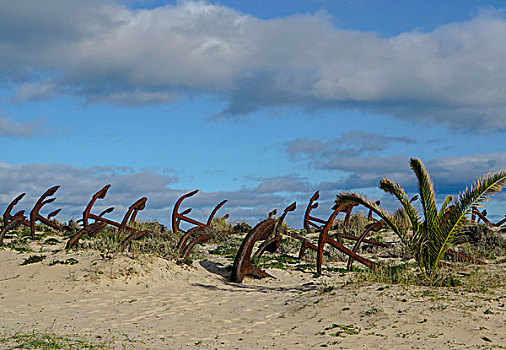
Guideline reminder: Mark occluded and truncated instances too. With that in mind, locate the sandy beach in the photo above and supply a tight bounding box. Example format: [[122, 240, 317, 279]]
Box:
[[0, 231, 504, 350]]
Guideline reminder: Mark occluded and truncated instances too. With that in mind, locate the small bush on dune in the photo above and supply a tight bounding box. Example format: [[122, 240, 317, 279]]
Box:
[[454, 222, 506, 260]]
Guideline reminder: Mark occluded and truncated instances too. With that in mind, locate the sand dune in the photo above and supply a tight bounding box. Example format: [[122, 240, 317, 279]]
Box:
[[0, 234, 505, 349]]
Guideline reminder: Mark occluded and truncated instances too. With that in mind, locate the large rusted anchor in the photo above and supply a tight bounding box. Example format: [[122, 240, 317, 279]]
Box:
[[1, 187, 63, 243], [3, 193, 29, 228], [302, 191, 389, 260], [316, 203, 380, 274], [472, 207, 506, 227], [307, 191, 394, 274], [2, 193, 30, 229], [346, 221, 383, 270], [67, 185, 151, 251], [29, 186, 63, 238], [230, 202, 296, 283], [344, 197, 422, 271], [172, 190, 228, 258], [1, 193, 29, 245]]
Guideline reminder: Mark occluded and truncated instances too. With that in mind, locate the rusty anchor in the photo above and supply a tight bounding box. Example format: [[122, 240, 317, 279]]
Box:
[[345, 196, 419, 271], [302, 191, 389, 260], [1, 187, 63, 243], [316, 203, 378, 274], [3, 193, 30, 229], [29, 186, 63, 238], [304, 191, 392, 275], [346, 221, 383, 271], [0, 211, 26, 245], [1, 194, 28, 245], [67, 185, 116, 248], [230, 202, 296, 283], [67, 185, 152, 251], [472, 207, 506, 227], [172, 190, 228, 258], [2, 193, 30, 243]]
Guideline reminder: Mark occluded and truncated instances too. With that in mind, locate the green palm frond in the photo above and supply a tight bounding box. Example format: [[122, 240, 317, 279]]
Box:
[[434, 170, 506, 269], [336, 158, 505, 283], [437, 195, 453, 219], [409, 158, 439, 235], [379, 178, 421, 234], [336, 192, 411, 253]]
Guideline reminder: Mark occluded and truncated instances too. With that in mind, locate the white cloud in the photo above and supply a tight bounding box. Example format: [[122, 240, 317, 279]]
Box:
[[1, 1, 506, 129], [0, 117, 49, 138], [286, 132, 506, 195]]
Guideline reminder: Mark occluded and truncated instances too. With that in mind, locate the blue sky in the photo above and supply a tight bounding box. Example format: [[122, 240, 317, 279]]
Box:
[[0, 0, 505, 228]]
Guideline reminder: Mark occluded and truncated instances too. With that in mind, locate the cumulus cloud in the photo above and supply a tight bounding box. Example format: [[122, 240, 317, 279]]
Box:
[[0, 116, 50, 138], [285, 132, 506, 196], [286, 131, 415, 161], [1, 1, 506, 129]]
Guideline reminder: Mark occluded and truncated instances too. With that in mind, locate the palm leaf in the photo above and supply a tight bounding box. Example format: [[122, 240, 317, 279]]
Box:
[[409, 158, 439, 233], [434, 170, 506, 270], [379, 178, 421, 235], [409, 158, 442, 272], [335, 192, 419, 260]]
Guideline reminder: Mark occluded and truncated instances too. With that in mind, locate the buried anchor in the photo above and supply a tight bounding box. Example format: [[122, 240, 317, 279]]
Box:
[[230, 202, 296, 283], [1, 186, 63, 244], [67, 185, 152, 251], [172, 190, 228, 258]]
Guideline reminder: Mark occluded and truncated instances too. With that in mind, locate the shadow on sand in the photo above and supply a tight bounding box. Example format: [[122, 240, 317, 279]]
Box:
[[196, 260, 317, 293]]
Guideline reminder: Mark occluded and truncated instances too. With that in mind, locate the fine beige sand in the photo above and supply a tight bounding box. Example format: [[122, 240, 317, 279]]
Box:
[[0, 235, 505, 349]]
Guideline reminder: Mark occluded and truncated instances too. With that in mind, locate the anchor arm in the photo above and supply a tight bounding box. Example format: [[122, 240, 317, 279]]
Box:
[[83, 185, 111, 227], [171, 190, 199, 235], [206, 199, 228, 226]]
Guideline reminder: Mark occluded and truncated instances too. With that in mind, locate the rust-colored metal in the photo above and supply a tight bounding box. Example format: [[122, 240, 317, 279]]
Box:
[[445, 249, 485, 265], [472, 207, 506, 227], [83, 185, 111, 227], [118, 197, 147, 237], [65, 222, 108, 249], [291, 230, 331, 259], [2, 189, 62, 240], [172, 190, 201, 235], [252, 203, 297, 259], [347, 221, 383, 271], [129, 207, 141, 225], [116, 229, 151, 253], [317, 204, 375, 275], [173, 190, 228, 257], [177, 225, 205, 254], [72, 185, 153, 252], [339, 232, 390, 247], [409, 195, 419, 204], [47, 209, 61, 221], [230, 202, 296, 283], [475, 209, 490, 224], [342, 203, 358, 230], [76, 206, 114, 225], [300, 192, 387, 262], [29, 186, 62, 238], [3, 193, 30, 228], [303, 191, 325, 231], [367, 201, 381, 221], [180, 232, 213, 258], [0, 211, 26, 246]]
